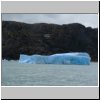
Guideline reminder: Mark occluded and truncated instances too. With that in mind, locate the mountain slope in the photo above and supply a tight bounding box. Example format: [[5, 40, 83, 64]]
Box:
[[2, 21, 98, 61]]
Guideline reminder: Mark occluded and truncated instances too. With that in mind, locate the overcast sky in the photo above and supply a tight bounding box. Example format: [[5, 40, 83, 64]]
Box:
[[2, 14, 98, 28]]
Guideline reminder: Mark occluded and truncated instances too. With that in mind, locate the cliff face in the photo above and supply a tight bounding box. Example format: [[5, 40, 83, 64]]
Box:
[[2, 21, 98, 61]]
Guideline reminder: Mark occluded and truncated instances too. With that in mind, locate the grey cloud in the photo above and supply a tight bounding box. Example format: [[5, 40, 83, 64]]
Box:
[[2, 14, 98, 28], [43, 14, 60, 18]]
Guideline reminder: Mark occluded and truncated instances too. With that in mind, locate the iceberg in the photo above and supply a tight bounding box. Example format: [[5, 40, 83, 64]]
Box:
[[19, 52, 91, 65]]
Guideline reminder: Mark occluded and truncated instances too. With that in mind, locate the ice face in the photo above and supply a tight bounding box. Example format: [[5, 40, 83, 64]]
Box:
[[19, 52, 91, 65]]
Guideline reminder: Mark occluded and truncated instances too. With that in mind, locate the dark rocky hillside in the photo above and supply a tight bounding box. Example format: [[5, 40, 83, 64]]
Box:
[[2, 21, 98, 61]]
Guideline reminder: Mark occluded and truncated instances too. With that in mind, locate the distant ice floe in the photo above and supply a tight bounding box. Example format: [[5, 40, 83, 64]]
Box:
[[19, 52, 91, 65]]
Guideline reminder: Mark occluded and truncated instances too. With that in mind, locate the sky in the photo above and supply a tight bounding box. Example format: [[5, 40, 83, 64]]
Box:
[[2, 14, 98, 28]]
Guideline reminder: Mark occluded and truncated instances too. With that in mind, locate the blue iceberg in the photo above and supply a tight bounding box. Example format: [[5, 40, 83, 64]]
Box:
[[19, 52, 91, 65]]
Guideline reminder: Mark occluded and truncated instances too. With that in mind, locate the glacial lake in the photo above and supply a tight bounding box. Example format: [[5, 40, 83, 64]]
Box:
[[1, 60, 98, 86]]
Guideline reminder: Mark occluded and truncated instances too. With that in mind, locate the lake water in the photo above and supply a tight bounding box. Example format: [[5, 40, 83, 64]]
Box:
[[1, 60, 98, 86]]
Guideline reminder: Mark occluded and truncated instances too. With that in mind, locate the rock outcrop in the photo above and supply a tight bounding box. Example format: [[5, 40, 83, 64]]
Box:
[[2, 21, 98, 61]]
